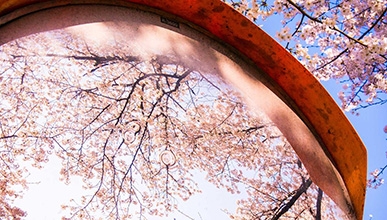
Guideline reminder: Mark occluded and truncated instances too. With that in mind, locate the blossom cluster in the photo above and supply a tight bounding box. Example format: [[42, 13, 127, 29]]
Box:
[[229, 0, 387, 112], [0, 25, 341, 219], [229, 0, 387, 195]]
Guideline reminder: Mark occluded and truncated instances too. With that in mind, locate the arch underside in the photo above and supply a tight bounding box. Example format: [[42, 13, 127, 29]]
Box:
[[0, 1, 366, 219]]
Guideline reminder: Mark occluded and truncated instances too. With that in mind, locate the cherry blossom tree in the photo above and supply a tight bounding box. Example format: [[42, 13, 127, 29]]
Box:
[[0, 26, 343, 219], [226, 0, 387, 189]]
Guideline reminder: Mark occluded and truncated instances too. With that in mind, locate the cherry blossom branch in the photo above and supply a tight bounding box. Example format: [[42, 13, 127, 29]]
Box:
[[114, 69, 191, 125], [286, 0, 367, 47], [346, 79, 368, 107], [314, 49, 347, 71], [287, 0, 387, 73], [70, 152, 106, 218], [354, 98, 387, 111], [286, 14, 305, 50], [83, 104, 111, 129], [272, 178, 312, 220], [315, 188, 323, 220], [373, 164, 387, 179], [357, 7, 387, 43], [368, 164, 387, 189], [45, 53, 139, 67]]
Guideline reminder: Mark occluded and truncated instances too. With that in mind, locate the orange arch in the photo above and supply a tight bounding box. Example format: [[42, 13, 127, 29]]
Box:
[[0, 0, 366, 219]]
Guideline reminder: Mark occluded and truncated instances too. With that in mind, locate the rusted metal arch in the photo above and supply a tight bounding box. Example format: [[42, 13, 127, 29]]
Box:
[[0, 0, 367, 219]]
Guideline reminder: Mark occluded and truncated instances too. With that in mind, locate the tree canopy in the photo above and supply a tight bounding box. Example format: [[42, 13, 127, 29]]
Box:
[[2, 0, 384, 219], [0, 14, 344, 220], [227, 0, 387, 189], [230, 0, 386, 111]]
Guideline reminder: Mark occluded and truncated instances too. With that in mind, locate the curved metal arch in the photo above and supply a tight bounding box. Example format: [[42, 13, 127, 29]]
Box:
[[0, 0, 366, 219]]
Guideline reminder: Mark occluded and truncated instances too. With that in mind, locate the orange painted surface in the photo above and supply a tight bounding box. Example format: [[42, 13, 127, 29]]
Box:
[[0, 0, 38, 15], [0, 0, 367, 219], [122, 2, 367, 218]]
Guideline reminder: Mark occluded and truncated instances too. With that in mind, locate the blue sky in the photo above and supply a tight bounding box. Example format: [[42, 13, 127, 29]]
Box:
[[5, 2, 385, 219], [323, 80, 387, 220], [258, 12, 387, 220]]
